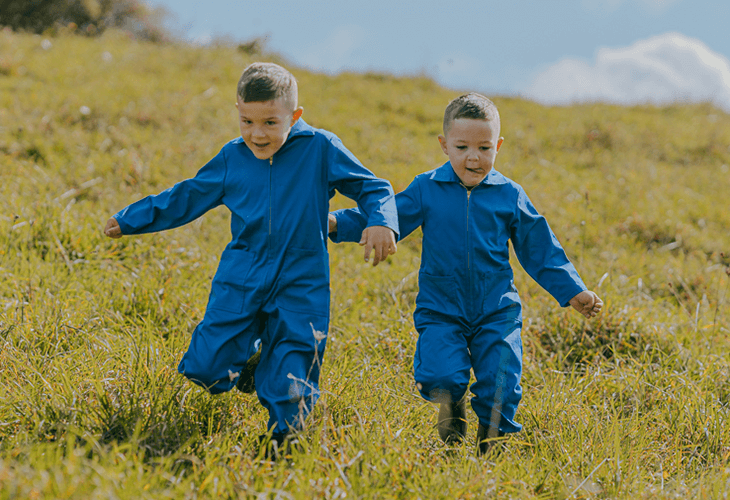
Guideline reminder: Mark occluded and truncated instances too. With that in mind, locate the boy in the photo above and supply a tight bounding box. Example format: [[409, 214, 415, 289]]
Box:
[[104, 62, 398, 451], [329, 93, 602, 454]]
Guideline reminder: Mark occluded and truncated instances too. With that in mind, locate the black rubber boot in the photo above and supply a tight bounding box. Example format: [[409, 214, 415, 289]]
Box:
[[437, 396, 468, 444], [476, 422, 506, 456], [235, 348, 261, 393]]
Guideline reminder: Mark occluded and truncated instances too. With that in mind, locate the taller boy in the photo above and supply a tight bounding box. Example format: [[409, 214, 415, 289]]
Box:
[[104, 63, 398, 444]]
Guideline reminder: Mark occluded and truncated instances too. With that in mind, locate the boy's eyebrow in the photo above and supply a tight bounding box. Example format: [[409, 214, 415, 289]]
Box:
[[238, 113, 281, 121], [453, 138, 495, 144]]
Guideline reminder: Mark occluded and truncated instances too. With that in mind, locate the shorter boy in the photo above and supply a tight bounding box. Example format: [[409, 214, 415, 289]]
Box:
[[330, 93, 602, 454], [104, 62, 398, 452]]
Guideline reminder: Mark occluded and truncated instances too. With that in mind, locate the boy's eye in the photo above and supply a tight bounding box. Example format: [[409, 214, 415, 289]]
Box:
[[242, 119, 252, 124], [456, 145, 467, 150], [265, 121, 277, 126], [480, 146, 491, 151]]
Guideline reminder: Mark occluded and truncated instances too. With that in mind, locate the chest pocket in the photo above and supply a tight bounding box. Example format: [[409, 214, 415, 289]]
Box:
[[208, 249, 253, 314]]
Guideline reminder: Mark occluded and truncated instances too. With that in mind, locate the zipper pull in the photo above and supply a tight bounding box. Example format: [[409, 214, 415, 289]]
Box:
[[460, 182, 471, 199], [269, 157, 273, 166]]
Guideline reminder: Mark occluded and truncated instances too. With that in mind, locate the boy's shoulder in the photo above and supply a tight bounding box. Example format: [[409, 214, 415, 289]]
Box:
[[296, 120, 346, 144], [414, 163, 456, 184], [488, 170, 525, 193], [284, 119, 342, 143]]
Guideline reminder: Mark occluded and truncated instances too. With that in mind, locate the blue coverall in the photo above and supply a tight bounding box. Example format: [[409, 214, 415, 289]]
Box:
[[332, 163, 586, 433], [114, 119, 398, 435]]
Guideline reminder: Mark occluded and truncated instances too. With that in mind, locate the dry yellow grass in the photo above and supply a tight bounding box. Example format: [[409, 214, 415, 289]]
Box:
[[1, 30, 730, 498]]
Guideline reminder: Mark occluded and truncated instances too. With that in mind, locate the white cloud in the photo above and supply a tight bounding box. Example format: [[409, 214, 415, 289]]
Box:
[[524, 33, 730, 111], [297, 25, 367, 73]]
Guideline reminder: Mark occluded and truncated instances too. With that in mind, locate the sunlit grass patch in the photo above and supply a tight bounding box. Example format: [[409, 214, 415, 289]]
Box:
[[2, 29, 730, 498], [525, 302, 673, 369]]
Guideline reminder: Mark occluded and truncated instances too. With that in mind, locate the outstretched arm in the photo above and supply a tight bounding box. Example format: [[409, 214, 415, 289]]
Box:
[[510, 187, 588, 307], [109, 150, 226, 236]]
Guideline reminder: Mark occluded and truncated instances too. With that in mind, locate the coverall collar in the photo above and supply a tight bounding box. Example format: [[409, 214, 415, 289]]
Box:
[[431, 162, 509, 186]]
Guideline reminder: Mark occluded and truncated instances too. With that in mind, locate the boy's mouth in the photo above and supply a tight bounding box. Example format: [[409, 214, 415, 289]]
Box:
[[252, 142, 270, 149]]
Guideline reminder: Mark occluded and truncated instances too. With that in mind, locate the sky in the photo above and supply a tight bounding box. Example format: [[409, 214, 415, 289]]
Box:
[[147, 0, 730, 111]]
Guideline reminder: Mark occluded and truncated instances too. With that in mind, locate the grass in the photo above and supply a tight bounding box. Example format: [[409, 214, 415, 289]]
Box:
[[1, 29, 730, 498]]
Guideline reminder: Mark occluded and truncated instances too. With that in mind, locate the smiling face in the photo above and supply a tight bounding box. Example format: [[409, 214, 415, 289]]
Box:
[[235, 97, 303, 160], [438, 118, 504, 187]]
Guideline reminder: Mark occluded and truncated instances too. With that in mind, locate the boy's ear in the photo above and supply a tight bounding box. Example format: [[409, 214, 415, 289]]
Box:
[[291, 107, 303, 125], [437, 135, 448, 155], [496, 136, 504, 152]]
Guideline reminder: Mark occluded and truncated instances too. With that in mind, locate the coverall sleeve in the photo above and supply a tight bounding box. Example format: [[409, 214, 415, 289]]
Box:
[[510, 187, 587, 307], [330, 178, 424, 243], [326, 136, 399, 238], [114, 149, 226, 235]]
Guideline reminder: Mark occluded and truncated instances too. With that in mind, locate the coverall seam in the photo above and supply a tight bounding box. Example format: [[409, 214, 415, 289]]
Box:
[[327, 135, 370, 212], [323, 137, 330, 193], [416, 177, 425, 227], [512, 188, 547, 243], [221, 143, 229, 198], [509, 185, 521, 237]]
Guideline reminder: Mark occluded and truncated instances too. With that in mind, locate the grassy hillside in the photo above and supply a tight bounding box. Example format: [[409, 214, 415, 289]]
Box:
[[1, 30, 730, 498]]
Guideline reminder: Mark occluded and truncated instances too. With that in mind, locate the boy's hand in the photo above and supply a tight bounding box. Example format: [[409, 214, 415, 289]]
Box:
[[104, 217, 123, 239], [328, 213, 337, 234], [359, 226, 396, 266], [569, 290, 603, 318]]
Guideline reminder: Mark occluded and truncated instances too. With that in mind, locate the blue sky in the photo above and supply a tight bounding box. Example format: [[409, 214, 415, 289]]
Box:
[[147, 0, 730, 110]]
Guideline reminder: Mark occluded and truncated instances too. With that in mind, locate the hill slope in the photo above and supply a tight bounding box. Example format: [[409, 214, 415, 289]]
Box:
[[1, 31, 730, 498]]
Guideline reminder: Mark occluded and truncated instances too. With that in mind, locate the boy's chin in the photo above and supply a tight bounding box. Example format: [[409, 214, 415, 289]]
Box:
[[249, 147, 276, 160], [243, 140, 282, 160], [460, 174, 488, 187]]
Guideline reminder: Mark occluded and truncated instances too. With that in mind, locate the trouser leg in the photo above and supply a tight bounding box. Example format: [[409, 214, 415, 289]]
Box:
[[468, 309, 523, 434], [255, 307, 328, 435], [177, 306, 262, 394], [413, 310, 471, 403]]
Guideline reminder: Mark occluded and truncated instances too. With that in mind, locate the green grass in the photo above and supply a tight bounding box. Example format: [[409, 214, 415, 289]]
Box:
[[1, 29, 730, 498]]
